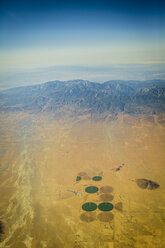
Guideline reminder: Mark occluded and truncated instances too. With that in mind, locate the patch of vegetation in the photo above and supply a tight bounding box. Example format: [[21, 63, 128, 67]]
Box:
[[76, 176, 82, 181], [85, 186, 98, 193], [92, 176, 102, 181], [98, 202, 114, 211], [82, 202, 97, 212]]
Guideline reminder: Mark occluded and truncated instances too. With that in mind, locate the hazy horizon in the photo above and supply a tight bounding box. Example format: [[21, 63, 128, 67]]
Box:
[[0, 63, 165, 90]]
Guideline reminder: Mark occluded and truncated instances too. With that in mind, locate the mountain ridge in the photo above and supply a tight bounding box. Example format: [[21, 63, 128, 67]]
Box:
[[0, 79, 165, 115]]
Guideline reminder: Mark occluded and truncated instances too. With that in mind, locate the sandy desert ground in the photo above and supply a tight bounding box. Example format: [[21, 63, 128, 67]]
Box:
[[0, 112, 165, 248]]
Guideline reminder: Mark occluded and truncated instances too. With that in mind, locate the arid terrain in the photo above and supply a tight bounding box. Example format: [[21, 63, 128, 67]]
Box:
[[0, 80, 165, 247], [0, 110, 165, 248]]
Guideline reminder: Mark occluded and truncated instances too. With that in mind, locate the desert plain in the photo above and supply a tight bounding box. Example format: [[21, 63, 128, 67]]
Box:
[[0, 112, 165, 248]]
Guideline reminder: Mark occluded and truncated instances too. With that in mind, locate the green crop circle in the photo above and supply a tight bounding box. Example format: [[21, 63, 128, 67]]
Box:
[[82, 202, 97, 212], [92, 176, 102, 181], [98, 202, 114, 211], [85, 186, 98, 194], [76, 176, 82, 181]]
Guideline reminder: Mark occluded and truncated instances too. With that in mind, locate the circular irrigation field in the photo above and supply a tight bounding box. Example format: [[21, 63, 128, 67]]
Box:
[[100, 186, 113, 193], [82, 202, 97, 212], [76, 176, 82, 181], [99, 193, 114, 201], [85, 186, 99, 194], [92, 176, 102, 181], [98, 202, 114, 211]]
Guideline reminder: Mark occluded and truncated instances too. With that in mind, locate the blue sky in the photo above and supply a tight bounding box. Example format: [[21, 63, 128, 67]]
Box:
[[0, 0, 164, 69], [0, 0, 164, 90]]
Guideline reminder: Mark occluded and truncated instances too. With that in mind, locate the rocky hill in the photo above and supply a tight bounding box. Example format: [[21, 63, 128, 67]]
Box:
[[0, 79, 165, 115]]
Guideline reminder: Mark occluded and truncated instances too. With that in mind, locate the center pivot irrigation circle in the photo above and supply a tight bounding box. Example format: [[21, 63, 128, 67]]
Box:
[[85, 186, 98, 194], [82, 202, 97, 212], [98, 202, 114, 211], [76, 176, 82, 181], [92, 176, 102, 181], [100, 186, 113, 193]]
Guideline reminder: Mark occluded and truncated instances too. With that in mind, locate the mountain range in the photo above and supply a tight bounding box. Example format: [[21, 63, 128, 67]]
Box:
[[0, 79, 165, 115]]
